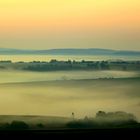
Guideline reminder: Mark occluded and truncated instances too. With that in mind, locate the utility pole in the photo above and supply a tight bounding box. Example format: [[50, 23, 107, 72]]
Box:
[[72, 112, 75, 120]]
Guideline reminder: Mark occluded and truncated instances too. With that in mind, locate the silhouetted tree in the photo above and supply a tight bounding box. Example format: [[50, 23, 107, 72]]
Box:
[[9, 121, 29, 130], [37, 123, 45, 129]]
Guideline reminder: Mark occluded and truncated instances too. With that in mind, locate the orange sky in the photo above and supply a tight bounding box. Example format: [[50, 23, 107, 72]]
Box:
[[0, 0, 140, 50]]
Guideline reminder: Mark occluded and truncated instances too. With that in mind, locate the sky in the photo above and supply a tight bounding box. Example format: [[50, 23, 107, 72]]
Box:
[[0, 0, 140, 50]]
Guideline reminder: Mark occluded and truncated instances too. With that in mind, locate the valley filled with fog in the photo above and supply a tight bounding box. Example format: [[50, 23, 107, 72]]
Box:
[[0, 55, 140, 121], [0, 70, 140, 120]]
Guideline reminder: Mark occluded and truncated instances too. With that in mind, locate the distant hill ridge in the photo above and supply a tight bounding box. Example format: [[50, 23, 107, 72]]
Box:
[[0, 48, 140, 55]]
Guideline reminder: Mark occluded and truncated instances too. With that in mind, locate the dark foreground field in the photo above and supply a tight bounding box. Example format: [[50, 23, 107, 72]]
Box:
[[0, 128, 140, 139]]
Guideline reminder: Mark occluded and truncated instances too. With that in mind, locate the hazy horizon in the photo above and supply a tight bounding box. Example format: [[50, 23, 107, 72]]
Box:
[[0, 47, 140, 51]]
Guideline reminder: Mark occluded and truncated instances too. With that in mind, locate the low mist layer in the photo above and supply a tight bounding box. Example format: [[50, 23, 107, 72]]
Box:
[[0, 78, 140, 120], [0, 70, 139, 84]]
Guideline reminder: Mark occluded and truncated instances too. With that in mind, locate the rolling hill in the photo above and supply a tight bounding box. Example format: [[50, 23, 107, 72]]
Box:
[[0, 48, 139, 55]]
